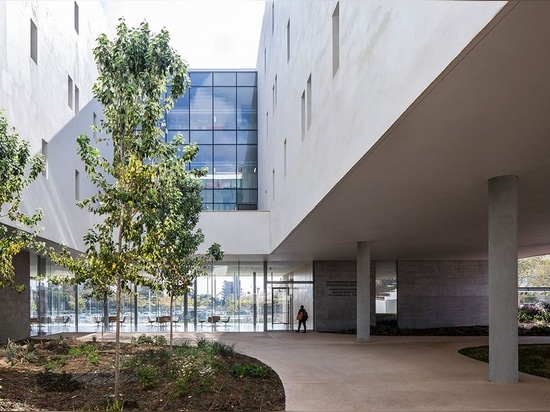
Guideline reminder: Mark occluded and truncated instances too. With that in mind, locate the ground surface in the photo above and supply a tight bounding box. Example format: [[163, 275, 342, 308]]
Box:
[[0, 337, 285, 411]]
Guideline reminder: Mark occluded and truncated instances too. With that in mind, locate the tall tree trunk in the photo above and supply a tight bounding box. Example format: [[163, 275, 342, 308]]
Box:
[[169, 294, 174, 351]]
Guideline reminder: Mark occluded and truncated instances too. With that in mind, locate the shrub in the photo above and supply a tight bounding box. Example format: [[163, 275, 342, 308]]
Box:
[[68, 344, 99, 365], [230, 363, 268, 378], [135, 364, 159, 390], [5, 339, 36, 364]]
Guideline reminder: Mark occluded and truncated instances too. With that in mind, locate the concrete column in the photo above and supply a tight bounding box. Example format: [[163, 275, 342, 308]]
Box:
[[488, 175, 518, 383], [357, 241, 371, 342], [0, 251, 30, 343]]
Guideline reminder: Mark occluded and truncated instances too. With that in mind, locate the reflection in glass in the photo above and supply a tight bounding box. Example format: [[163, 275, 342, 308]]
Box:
[[28, 255, 314, 333], [214, 72, 236, 86], [190, 71, 212, 86], [375, 261, 397, 319], [190, 87, 212, 129], [237, 130, 258, 144], [213, 87, 237, 129], [214, 130, 236, 145], [237, 87, 258, 130], [165, 71, 257, 210], [190, 131, 212, 145], [237, 71, 257, 86]]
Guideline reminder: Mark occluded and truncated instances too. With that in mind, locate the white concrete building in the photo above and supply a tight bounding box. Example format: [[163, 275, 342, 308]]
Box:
[[2, 0, 550, 384]]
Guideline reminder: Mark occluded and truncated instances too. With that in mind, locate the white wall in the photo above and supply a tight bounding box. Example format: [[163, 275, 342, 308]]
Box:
[[197, 211, 270, 257], [256, 1, 506, 253], [0, 1, 109, 251]]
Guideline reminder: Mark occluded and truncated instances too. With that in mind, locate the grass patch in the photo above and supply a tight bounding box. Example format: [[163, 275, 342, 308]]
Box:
[[459, 345, 550, 379]]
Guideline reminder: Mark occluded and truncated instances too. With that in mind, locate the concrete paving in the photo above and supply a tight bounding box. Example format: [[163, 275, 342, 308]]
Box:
[[78, 331, 550, 411]]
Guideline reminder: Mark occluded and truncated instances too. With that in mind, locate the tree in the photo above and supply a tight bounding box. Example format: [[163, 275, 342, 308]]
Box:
[[50, 19, 202, 405], [141, 143, 224, 348], [518, 256, 550, 306], [0, 111, 45, 291]]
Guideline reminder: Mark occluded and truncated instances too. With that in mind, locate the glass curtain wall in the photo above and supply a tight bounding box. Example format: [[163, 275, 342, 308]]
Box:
[[166, 70, 258, 211], [29, 252, 77, 336], [267, 262, 313, 331], [375, 261, 397, 322], [29, 254, 313, 334]]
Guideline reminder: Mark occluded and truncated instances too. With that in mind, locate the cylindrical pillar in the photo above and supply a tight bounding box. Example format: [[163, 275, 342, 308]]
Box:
[[488, 175, 518, 383], [357, 241, 371, 342]]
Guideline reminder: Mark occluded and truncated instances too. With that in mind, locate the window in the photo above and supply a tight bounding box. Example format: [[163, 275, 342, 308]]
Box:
[[306, 75, 312, 129], [286, 19, 291, 62], [74, 85, 80, 115], [68, 76, 73, 109], [284, 139, 287, 176], [30, 20, 38, 63], [272, 169, 275, 200], [92, 112, 97, 139], [332, 2, 340, 75], [301, 90, 306, 140], [271, 83, 275, 112], [271, 2, 275, 34], [274, 75, 278, 109], [41, 140, 48, 178], [74, 2, 79, 34], [74, 170, 80, 201], [266, 111, 269, 139]]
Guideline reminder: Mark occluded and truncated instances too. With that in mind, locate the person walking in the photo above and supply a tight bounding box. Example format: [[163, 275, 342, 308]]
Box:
[[296, 305, 308, 333]]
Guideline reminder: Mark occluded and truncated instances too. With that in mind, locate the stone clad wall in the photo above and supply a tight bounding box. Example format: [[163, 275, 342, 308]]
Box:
[[314, 261, 376, 332], [0, 251, 30, 343], [314, 261, 357, 332], [398, 260, 489, 329]]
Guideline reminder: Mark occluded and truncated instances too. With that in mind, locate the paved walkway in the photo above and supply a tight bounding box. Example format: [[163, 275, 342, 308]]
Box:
[[79, 331, 550, 411]]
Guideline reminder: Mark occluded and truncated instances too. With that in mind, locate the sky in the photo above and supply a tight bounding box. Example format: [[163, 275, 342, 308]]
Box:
[[102, 0, 266, 69]]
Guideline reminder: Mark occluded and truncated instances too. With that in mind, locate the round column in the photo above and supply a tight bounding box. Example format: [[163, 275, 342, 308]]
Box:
[[488, 175, 518, 383]]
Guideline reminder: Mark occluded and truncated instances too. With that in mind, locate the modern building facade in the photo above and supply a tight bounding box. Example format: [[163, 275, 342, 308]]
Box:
[[2, 0, 550, 384]]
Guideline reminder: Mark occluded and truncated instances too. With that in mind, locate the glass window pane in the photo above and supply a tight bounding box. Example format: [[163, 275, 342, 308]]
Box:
[[166, 110, 189, 130], [213, 87, 236, 129], [237, 72, 257, 86], [213, 203, 236, 211], [190, 144, 212, 170], [172, 90, 190, 108], [201, 188, 213, 204], [238, 145, 257, 189], [237, 130, 257, 144], [213, 175, 237, 189], [214, 189, 237, 203], [237, 87, 258, 129], [190, 87, 212, 129], [214, 72, 236, 86], [237, 189, 258, 204], [214, 130, 236, 144], [190, 72, 212, 86], [213, 145, 236, 174], [190, 131, 212, 144]]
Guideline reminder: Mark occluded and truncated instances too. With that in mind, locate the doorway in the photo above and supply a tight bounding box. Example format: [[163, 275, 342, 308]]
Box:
[[271, 287, 291, 329]]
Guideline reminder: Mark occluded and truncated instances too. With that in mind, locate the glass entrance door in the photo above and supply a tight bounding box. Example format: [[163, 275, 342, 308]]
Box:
[[271, 287, 290, 329]]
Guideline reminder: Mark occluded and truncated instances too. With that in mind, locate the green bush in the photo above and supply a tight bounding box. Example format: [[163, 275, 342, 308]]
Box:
[[230, 362, 268, 378], [5, 339, 36, 364], [68, 344, 99, 365], [135, 364, 160, 390]]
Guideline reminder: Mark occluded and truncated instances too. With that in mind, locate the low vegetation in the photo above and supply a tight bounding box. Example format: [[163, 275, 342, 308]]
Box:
[[459, 345, 550, 379], [0, 336, 285, 411]]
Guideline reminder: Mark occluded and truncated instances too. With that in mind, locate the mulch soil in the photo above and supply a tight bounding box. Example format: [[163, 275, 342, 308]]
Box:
[[0, 338, 285, 411]]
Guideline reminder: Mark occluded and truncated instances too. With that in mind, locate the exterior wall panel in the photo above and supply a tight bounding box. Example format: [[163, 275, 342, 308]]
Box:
[[398, 260, 489, 329]]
